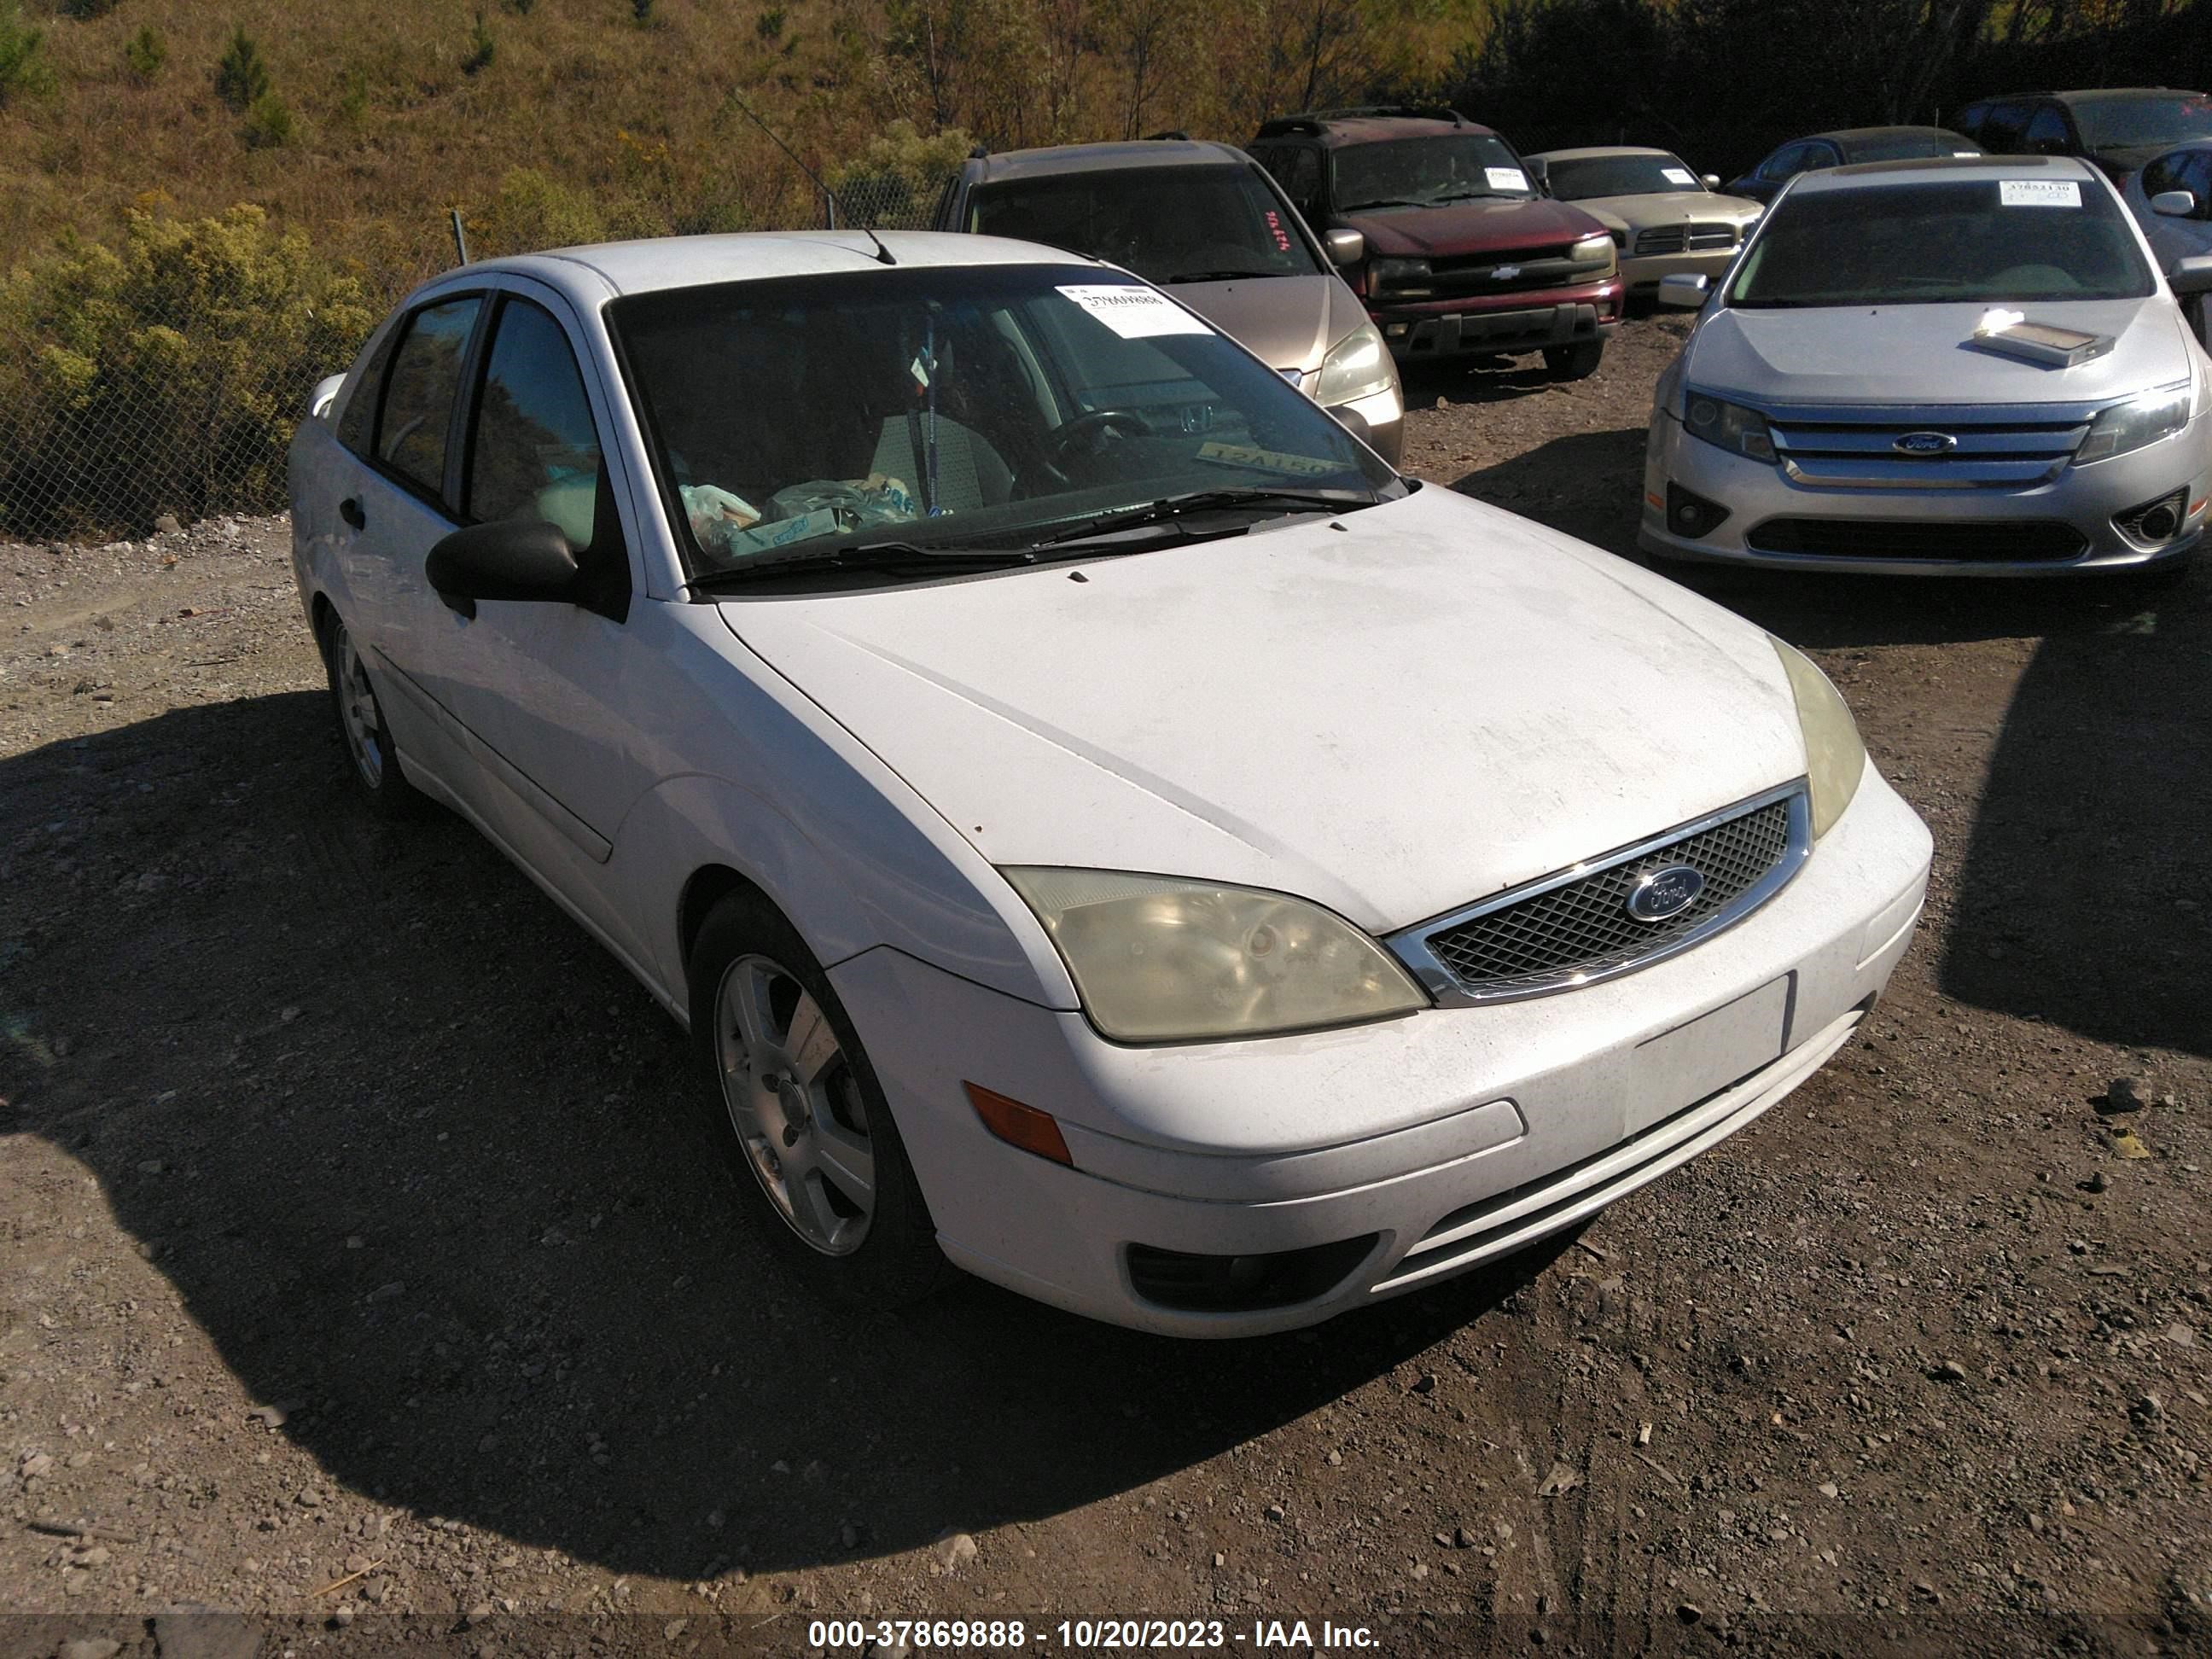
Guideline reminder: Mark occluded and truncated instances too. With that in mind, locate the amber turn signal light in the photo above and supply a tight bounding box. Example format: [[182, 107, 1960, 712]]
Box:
[[964, 1083, 1073, 1167]]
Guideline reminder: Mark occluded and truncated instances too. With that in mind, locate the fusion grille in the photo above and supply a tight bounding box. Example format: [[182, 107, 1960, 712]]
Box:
[[1746, 517, 2087, 562], [1419, 796, 1796, 997]]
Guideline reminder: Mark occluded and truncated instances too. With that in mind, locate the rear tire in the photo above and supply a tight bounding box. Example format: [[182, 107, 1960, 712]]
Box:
[[1543, 341, 1604, 382], [686, 890, 951, 1310], [321, 611, 425, 819]]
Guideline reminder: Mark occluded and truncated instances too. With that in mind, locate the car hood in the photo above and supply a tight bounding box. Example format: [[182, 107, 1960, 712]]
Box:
[[1575, 190, 1764, 230], [1685, 296, 2189, 406], [717, 486, 1807, 934], [1347, 197, 1608, 259], [1166, 273, 1364, 377]]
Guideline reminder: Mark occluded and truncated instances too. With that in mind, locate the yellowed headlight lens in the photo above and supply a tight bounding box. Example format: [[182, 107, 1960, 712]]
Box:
[[1770, 636, 1866, 839]]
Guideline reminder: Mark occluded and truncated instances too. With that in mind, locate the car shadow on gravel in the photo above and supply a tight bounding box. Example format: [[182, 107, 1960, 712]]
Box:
[[0, 692, 1566, 1580], [1454, 441, 2212, 1058]]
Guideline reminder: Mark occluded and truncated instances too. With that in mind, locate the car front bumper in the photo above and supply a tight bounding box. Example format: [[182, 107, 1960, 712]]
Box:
[[1640, 407, 2212, 575], [1368, 279, 1624, 361], [1620, 247, 1743, 294], [831, 767, 1931, 1336]]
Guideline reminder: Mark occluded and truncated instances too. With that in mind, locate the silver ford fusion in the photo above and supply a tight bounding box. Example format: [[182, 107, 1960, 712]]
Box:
[[1640, 154, 2212, 575]]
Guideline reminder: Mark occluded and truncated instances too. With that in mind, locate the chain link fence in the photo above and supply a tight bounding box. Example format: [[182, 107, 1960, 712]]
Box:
[[0, 148, 958, 544]]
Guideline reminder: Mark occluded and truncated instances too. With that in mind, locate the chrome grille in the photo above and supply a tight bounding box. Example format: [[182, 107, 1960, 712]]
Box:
[[1633, 224, 1736, 256], [1391, 787, 1807, 1003], [1763, 398, 2098, 489]]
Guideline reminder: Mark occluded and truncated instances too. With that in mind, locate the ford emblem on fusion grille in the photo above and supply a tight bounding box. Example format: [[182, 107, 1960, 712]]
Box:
[[1893, 431, 1958, 456], [1626, 864, 1705, 923]]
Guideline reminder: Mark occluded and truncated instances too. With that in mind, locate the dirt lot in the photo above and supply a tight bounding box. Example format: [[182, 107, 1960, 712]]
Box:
[[3, 314, 2210, 1658]]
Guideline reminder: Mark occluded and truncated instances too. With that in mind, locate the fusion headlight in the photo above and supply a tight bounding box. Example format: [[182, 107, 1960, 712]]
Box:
[[1683, 389, 1777, 461], [1313, 322, 1395, 407], [1769, 637, 1865, 840], [1569, 234, 1615, 269], [2075, 381, 2192, 465], [1369, 256, 1432, 295], [1001, 868, 1427, 1044]]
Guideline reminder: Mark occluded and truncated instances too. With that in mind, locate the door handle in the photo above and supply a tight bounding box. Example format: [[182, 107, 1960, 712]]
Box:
[[339, 497, 366, 531]]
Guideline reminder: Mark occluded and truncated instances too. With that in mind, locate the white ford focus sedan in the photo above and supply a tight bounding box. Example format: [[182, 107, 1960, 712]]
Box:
[[288, 231, 1931, 1336]]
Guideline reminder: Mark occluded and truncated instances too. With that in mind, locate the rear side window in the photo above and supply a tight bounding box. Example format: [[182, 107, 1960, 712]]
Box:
[[2024, 106, 2071, 154], [464, 298, 606, 551], [375, 297, 482, 501], [1978, 102, 2032, 151], [334, 326, 399, 457], [1761, 143, 1812, 181]]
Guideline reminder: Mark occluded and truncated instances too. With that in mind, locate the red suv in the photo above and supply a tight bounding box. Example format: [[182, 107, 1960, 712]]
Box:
[[1249, 107, 1622, 380]]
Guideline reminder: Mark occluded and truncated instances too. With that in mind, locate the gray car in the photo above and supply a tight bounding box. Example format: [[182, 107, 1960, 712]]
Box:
[[1640, 154, 2212, 576], [934, 138, 1404, 464], [1528, 146, 1763, 297]]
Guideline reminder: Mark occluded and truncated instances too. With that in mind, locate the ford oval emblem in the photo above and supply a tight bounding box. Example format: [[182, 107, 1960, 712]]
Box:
[[1626, 864, 1705, 923], [1894, 430, 1958, 456]]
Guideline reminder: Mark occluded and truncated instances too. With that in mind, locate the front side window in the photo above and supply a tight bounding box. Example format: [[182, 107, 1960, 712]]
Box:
[[1978, 103, 2032, 151], [2074, 94, 2212, 153], [1330, 134, 1534, 212], [375, 297, 481, 502], [1761, 143, 1812, 181], [335, 324, 399, 457], [465, 297, 605, 550], [2140, 152, 2183, 197], [610, 265, 1396, 579], [1545, 153, 1704, 200], [967, 166, 1321, 285], [2023, 107, 2072, 154], [1728, 178, 2156, 308]]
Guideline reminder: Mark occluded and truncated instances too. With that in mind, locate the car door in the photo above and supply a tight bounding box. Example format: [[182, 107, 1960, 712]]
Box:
[[433, 282, 657, 932], [328, 292, 486, 783]]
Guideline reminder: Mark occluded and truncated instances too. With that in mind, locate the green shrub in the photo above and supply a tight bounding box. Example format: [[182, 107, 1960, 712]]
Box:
[[504, 0, 534, 11], [0, 204, 378, 536], [242, 91, 294, 148], [123, 25, 166, 82], [0, 4, 56, 108], [477, 166, 605, 253], [826, 119, 975, 227], [61, 0, 123, 19], [756, 7, 785, 39], [632, 0, 654, 20], [212, 24, 269, 114], [463, 10, 495, 74]]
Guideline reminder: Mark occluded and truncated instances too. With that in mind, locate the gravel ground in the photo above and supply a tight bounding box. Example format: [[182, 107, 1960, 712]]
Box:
[[3, 314, 2209, 1657]]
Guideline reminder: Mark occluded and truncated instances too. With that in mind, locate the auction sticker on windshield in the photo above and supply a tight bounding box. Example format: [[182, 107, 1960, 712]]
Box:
[[1196, 440, 1336, 477], [1999, 179, 2081, 207], [1057, 285, 1214, 339], [1662, 166, 1697, 185], [1486, 167, 1528, 193]]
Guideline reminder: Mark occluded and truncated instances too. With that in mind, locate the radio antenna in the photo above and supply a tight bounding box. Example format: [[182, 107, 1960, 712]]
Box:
[[723, 87, 895, 265]]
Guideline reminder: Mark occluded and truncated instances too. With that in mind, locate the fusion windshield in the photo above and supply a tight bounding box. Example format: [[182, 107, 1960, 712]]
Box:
[[1545, 154, 1704, 200], [1727, 178, 2153, 308], [610, 265, 1395, 578], [965, 166, 1321, 285], [2073, 93, 2212, 152], [1333, 135, 1534, 211]]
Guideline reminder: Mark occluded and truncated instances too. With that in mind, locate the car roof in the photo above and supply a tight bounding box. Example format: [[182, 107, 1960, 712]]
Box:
[[1256, 109, 1499, 146], [1808, 125, 1971, 144], [2052, 86, 2197, 103], [967, 138, 1253, 180], [425, 231, 1096, 303], [1528, 145, 1679, 161], [1792, 153, 2098, 191]]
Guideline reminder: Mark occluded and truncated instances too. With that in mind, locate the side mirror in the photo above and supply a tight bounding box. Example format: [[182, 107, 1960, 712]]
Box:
[[1657, 272, 1710, 309], [427, 518, 580, 618], [2170, 253, 2212, 295], [309, 373, 346, 422], [1700, 172, 1721, 191], [2151, 189, 2197, 218], [1524, 156, 1550, 194], [1324, 227, 1365, 267]]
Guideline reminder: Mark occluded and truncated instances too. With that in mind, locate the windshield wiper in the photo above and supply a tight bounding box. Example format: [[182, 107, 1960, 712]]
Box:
[[1340, 197, 1429, 212], [1162, 268, 1278, 284], [687, 538, 1038, 590], [1028, 486, 1378, 550]]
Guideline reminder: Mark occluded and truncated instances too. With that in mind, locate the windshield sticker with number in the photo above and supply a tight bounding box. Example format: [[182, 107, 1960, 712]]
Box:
[[1056, 285, 1214, 339], [1196, 441, 1336, 477], [1662, 166, 1697, 186], [1485, 167, 1528, 193], [1999, 179, 2081, 207]]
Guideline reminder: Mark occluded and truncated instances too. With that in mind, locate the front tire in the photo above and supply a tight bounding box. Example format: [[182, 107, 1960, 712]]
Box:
[[686, 891, 950, 1308], [321, 611, 424, 819], [1543, 341, 1604, 381]]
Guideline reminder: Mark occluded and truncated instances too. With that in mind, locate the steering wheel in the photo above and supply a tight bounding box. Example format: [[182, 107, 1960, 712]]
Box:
[[1047, 409, 1154, 474]]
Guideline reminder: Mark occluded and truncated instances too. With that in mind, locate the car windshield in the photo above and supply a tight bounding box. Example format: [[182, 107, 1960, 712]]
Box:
[[966, 165, 1321, 284], [1332, 134, 1534, 211], [1841, 131, 1976, 162], [1544, 154, 1703, 199], [610, 264, 1395, 579], [1726, 178, 2153, 308], [2073, 93, 2212, 151]]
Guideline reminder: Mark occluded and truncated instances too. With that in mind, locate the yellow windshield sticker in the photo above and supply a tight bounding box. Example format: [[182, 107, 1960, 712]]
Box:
[[1196, 440, 1338, 477]]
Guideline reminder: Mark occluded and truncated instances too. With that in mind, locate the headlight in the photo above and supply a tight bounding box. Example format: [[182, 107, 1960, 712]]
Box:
[[1769, 637, 1865, 840], [2075, 381, 2192, 464], [1682, 389, 1777, 461], [1002, 868, 1427, 1044], [1313, 322, 1394, 407], [1369, 256, 1431, 295], [1569, 234, 1615, 269]]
